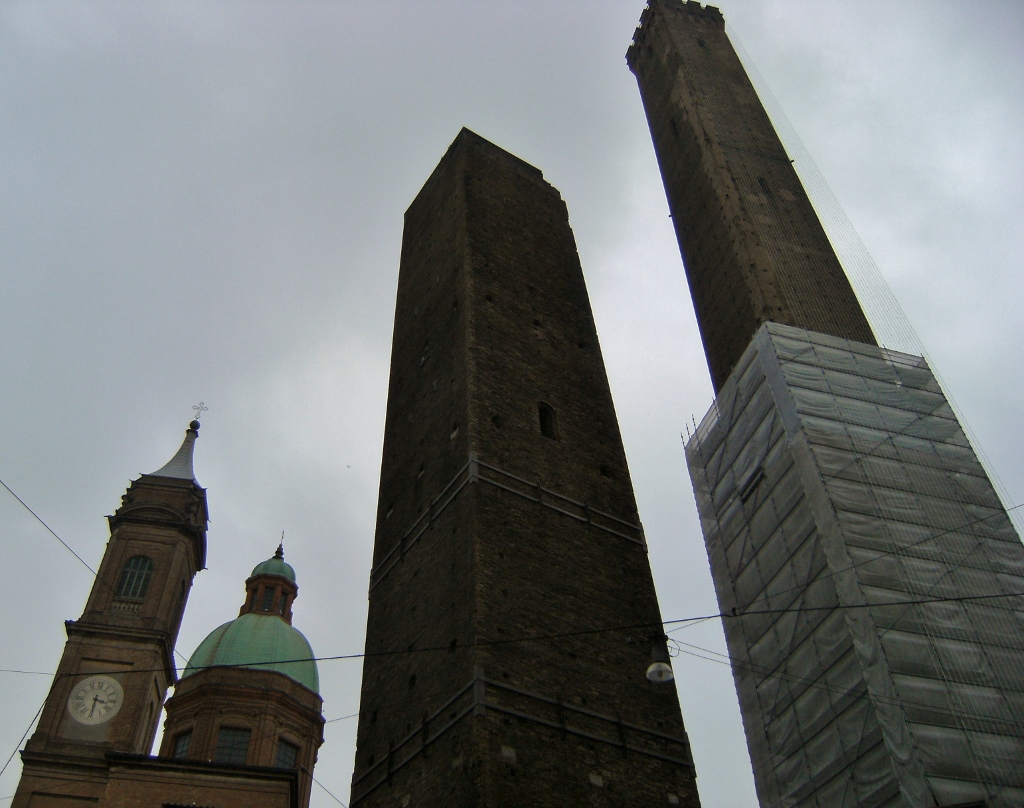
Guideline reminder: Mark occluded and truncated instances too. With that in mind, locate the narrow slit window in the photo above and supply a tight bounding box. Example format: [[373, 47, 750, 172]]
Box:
[[538, 402, 558, 439], [261, 587, 275, 611], [278, 593, 287, 615], [739, 464, 765, 503]]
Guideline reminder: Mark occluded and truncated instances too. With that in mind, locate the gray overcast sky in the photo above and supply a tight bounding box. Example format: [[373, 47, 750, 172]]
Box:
[[1, 2, 1021, 806]]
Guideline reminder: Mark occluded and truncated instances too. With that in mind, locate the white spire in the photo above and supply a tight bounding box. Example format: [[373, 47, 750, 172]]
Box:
[[150, 420, 200, 481]]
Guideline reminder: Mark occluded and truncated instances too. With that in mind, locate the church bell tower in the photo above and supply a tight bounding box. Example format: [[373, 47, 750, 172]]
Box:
[[15, 421, 207, 803]]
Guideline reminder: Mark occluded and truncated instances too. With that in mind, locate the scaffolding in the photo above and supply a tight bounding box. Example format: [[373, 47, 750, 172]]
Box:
[[686, 323, 1024, 808]]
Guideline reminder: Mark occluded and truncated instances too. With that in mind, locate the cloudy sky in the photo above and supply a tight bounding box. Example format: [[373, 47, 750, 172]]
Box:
[[1, 1, 1021, 805]]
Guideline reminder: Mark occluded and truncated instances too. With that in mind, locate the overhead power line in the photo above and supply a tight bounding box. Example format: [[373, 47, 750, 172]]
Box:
[[0, 475, 191, 667], [0, 477, 95, 575], [2, 588, 1021, 681]]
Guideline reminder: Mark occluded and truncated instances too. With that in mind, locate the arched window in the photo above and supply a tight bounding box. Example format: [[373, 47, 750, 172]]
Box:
[[115, 556, 154, 601]]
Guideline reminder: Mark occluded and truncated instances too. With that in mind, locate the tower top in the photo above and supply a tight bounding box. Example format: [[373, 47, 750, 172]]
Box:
[[627, 0, 875, 390], [250, 544, 296, 583], [149, 420, 200, 482]]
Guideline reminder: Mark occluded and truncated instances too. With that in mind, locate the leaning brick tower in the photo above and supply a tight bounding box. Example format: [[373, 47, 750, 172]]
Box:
[[629, 3, 1024, 807], [350, 128, 701, 807], [627, 0, 875, 392]]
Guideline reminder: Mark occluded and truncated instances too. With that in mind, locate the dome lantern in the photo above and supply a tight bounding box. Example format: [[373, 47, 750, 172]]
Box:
[[239, 544, 298, 623]]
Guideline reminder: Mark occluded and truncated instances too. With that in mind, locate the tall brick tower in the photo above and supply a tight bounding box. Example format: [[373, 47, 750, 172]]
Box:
[[628, 3, 1024, 808], [627, 0, 875, 392], [350, 128, 701, 807]]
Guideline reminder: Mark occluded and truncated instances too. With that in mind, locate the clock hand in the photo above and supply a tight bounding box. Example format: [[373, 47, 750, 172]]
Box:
[[89, 694, 100, 717]]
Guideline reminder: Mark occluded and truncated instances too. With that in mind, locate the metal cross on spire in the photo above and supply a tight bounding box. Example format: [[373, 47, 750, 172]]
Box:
[[192, 401, 209, 421]]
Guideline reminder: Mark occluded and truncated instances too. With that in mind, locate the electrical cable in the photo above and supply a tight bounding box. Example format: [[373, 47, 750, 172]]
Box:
[[5, 428, 1020, 793], [0, 474, 193, 667], [310, 772, 348, 806], [0, 478, 95, 575], [324, 712, 360, 724], [4, 593, 1021, 795], [0, 695, 46, 780], [666, 634, 1024, 734], [3, 587, 1021, 681]]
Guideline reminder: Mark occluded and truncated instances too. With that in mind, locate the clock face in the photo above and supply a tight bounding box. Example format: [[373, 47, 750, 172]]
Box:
[[67, 675, 124, 725]]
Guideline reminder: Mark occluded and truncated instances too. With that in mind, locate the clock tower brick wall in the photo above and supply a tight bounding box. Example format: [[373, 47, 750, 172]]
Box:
[[13, 427, 208, 808]]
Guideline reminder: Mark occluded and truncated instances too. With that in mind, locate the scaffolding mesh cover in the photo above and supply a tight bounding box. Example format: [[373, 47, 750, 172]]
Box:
[[686, 323, 1024, 808]]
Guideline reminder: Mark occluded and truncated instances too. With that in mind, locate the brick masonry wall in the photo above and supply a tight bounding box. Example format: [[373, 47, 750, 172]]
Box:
[[21, 475, 206, 767], [103, 762, 294, 808], [353, 129, 700, 807], [161, 667, 323, 808], [14, 755, 297, 808], [627, 0, 876, 392], [14, 471, 213, 807]]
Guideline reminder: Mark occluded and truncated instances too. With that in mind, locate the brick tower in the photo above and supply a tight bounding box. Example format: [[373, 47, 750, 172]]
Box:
[[350, 128, 701, 807], [628, 3, 1024, 807], [14, 422, 208, 805], [626, 0, 875, 392]]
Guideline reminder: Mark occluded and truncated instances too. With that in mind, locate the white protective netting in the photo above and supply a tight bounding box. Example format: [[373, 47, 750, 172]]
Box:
[[686, 323, 1024, 808]]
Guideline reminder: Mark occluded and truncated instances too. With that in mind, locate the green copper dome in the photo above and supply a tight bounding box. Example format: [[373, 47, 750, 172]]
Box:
[[251, 553, 295, 583], [182, 612, 319, 692]]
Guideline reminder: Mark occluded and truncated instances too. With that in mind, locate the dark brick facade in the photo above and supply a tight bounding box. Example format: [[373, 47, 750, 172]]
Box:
[[352, 129, 701, 807], [627, 0, 876, 392]]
